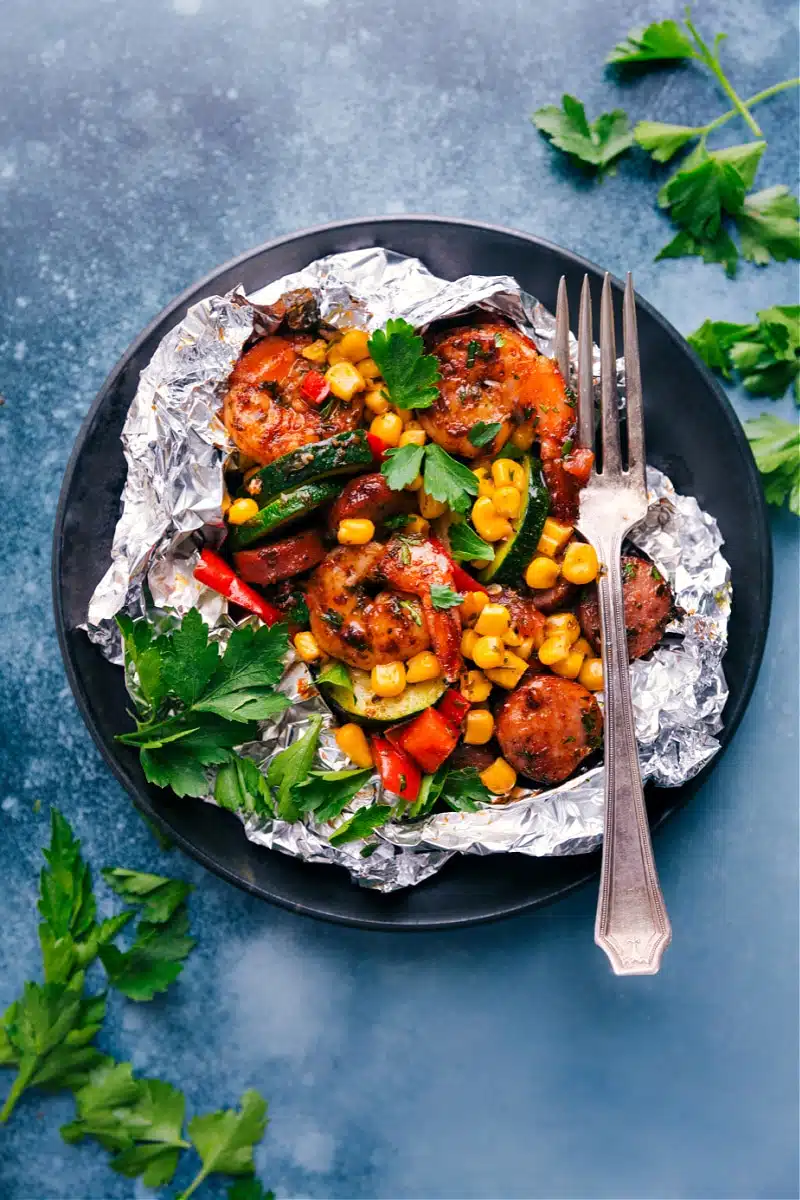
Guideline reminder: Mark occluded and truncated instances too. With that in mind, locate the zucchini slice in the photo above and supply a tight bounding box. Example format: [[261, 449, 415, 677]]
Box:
[[241, 430, 373, 507], [479, 455, 549, 585], [228, 479, 341, 550], [319, 665, 446, 725]]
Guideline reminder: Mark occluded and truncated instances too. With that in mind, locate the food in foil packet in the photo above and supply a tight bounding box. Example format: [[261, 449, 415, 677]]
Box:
[[86, 249, 731, 893]]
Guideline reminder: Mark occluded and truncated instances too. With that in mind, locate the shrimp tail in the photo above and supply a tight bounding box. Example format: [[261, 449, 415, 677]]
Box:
[[421, 592, 462, 682]]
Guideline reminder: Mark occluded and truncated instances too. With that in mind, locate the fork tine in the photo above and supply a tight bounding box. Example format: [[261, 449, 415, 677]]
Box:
[[623, 273, 646, 490], [554, 275, 570, 382], [600, 272, 621, 474], [577, 275, 594, 450]]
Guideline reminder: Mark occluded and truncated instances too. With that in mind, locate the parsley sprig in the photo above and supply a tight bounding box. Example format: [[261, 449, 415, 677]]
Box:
[[381, 442, 479, 513], [367, 318, 441, 410], [688, 307, 800, 400], [743, 414, 800, 515], [532, 95, 634, 176]]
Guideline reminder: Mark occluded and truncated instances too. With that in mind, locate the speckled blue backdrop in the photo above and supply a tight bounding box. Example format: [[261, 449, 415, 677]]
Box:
[[1, 0, 798, 1197]]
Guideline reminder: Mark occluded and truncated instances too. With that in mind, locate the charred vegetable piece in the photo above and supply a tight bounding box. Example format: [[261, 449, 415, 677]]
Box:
[[228, 479, 341, 550], [241, 430, 373, 506], [395, 707, 460, 774], [479, 455, 550, 585], [319, 665, 447, 725], [233, 530, 327, 587], [370, 736, 421, 802], [193, 549, 283, 624]]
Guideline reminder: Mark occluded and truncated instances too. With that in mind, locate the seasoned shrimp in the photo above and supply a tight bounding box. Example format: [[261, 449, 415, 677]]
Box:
[[223, 333, 364, 466], [306, 536, 463, 680], [306, 542, 431, 673]]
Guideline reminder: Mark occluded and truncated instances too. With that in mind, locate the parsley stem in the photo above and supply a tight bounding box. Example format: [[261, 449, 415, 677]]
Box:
[[0, 1062, 34, 1123], [700, 78, 800, 136], [177, 1167, 207, 1200], [684, 14, 763, 136]]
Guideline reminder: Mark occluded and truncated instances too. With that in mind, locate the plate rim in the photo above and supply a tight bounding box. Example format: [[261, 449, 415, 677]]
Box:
[[51, 213, 773, 930]]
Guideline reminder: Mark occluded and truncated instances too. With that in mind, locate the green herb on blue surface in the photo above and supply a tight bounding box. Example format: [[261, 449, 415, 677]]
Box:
[[532, 95, 634, 174], [688, 307, 800, 400], [743, 414, 800, 514]]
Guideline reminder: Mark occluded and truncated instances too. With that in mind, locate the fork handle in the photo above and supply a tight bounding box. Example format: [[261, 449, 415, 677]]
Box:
[[593, 532, 672, 975]]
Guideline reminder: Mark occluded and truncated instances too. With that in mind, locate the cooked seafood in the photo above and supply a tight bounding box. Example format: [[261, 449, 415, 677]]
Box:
[[495, 675, 603, 784], [578, 556, 674, 661], [379, 535, 462, 681], [223, 333, 364, 466]]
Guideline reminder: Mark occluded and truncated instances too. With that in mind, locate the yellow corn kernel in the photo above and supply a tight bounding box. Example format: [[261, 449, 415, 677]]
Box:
[[337, 518, 375, 546], [405, 473, 424, 492], [419, 490, 448, 519], [301, 338, 329, 364], [579, 657, 604, 691], [293, 631, 321, 662], [511, 422, 535, 451], [485, 666, 526, 690], [471, 559, 491, 570], [493, 485, 522, 519], [544, 612, 581, 644], [500, 648, 529, 673], [357, 356, 381, 380], [464, 709, 495, 745], [369, 411, 404, 446], [227, 497, 259, 525], [480, 757, 517, 794], [394, 406, 415, 426], [503, 626, 523, 647], [573, 637, 593, 658], [537, 517, 574, 558], [325, 361, 366, 401], [371, 661, 406, 697], [538, 633, 572, 666], [475, 603, 511, 637], [550, 650, 585, 680], [517, 636, 535, 660], [525, 556, 560, 590], [460, 668, 492, 702], [471, 496, 512, 543], [492, 459, 526, 489], [335, 722, 373, 768], [326, 342, 347, 365], [403, 515, 430, 536], [337, 329, 371, 362], [472, 467, 496, 500], [460, 629, 480, 659], [399, 428, 427, 448], [460, 590, 489, 623], [364, 388, 389, 415], [405, 651, 441, 684], [562, 541, 600, 585], [472, 635, 505, 670]]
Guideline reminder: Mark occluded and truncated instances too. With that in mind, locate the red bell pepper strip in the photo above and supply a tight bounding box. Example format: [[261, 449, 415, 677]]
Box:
[[563, 445, 594, 483], [367, 432, 390, 463], [194, 549, 283, 625], [370, 736, 421, 803], [437, 688, 471, 729], [300, 369, 330, 407], [428, 537, 489, 595], [397, 707, 459, 774]]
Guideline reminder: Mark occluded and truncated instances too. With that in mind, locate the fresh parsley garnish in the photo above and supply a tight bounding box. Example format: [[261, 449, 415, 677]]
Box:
[[367, 318, 441, 410], [321, 609, 344, 630], [328, 803, 393, 846], [743, 414, 800, 514], [447, 522, 495, 563], [607, 18, 694, 64], [468, 420, 503, 448], [116, 611, 290, 798], [532, 94, 634, 174], [407, 766, 491, 819], [622, 561, 637, 582], [315, 659, 354, 692], [430, 585, 465, 610], [215, 753, 275, 819], [295, 769, 374, 825], [266, 717, 323, 823], [382, 512, 414, 531], [98, 907, 195, 1003], [381, 443, 479, 515], [688, 306, 800, 399], [101, 868, 191, 925], [180, 1089, 268, 1199], [397, 597, 423, 626]]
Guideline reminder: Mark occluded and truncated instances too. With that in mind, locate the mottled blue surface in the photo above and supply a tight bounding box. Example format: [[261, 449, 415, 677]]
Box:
[[1, 0, 798, 1196]]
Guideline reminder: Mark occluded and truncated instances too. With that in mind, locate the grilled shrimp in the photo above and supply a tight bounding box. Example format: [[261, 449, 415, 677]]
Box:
[[223, 333, 364, 466], [306, 536, 462, 679], [496, 675, 603, 784]]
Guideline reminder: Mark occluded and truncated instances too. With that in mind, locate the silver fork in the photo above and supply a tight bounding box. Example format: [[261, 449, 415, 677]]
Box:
[[555, 272, 672, 976]]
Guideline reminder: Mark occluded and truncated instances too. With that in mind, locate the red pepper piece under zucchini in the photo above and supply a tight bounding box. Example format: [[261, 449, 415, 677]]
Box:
[[437, 688, 471, 730], [396, 707, 459, 775], [194, 549, 282, 625], [370, 736, 421, 803]]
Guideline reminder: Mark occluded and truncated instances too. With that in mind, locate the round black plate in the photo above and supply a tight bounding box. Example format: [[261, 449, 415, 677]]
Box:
[[53, 216, 771, 930]]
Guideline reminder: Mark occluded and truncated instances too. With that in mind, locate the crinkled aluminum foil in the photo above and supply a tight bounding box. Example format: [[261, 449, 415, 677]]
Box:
[[86, 249, 731, 892]]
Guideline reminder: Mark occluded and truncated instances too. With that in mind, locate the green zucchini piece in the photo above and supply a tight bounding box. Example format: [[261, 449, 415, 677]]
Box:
[[228, 479, 341, 550], [319, 666, 446, 725], [479, 454, 549, 585], [241, 430, 373, 507]]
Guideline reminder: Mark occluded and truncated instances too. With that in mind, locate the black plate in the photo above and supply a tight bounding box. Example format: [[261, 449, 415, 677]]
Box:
[[53, 216, 771, 930]]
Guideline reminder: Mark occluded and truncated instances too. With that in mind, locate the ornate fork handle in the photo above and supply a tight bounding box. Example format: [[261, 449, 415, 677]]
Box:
[[592, 529, 672, 975]]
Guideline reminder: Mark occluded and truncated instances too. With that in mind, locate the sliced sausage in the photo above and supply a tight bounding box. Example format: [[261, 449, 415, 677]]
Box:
[[233, 529, 327, 586], [578, 555, 673, 661], [492, 587, 547, 643], [495, 675, 603, 785], [328, 472, 414, 532]]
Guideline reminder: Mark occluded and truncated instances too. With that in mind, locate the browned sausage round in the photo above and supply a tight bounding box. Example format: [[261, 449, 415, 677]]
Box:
[[449, 742, 496, 775], [578, 556, 673, 661], [233, 529, 327, 586], [491, 586, 547, 643], [328, 472, 414, 533], [525, 575, 577, 615], [495, 675, 603, 784]]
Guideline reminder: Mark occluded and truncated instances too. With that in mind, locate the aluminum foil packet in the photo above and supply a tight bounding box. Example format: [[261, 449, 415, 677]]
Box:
[[86, 248, 731, 892]]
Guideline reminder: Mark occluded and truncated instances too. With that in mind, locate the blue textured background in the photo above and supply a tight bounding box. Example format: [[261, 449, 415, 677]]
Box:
[[1, 0, 798, 1197]]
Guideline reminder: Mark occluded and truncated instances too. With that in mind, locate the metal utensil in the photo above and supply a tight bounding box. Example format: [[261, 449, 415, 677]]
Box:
[[555, 272, 672, 976]]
